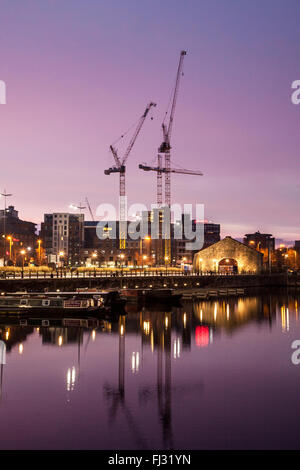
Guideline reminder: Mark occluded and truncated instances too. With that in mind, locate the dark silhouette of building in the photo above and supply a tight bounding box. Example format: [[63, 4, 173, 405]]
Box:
[[0, 206, 36, 264], [244, 231, 275, 251]]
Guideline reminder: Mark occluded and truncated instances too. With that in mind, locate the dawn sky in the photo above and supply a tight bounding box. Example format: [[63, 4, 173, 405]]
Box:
[[0, 0, 299, 242]]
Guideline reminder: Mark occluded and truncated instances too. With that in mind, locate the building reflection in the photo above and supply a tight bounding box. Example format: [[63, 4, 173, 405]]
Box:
[[0, 293, 298, 429], [0, 340, 6, 402], [39, 327, 84, 347], [0, 325, 34, 353]]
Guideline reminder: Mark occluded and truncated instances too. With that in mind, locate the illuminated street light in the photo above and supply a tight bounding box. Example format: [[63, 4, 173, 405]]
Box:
[[20, 249, 26, 269], [58, 251, 65, 268], [37, 239, 42, 265], [1, 190, 12, 265], [7, 235, 13, 260]]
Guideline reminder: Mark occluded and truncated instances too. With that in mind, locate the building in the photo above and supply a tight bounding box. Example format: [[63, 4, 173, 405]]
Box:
[[81, 214, 221, 268], [83, 221, 119, 266], [193, 236, 263, 274], [294, 241, 300, 269], [244, 231, 275, 250], [83, 220, 154, 267], [243, 231, 275, 268], [40, 213, 84, 266], [0, 206, 37, 265], [176, 216, 221, 265]]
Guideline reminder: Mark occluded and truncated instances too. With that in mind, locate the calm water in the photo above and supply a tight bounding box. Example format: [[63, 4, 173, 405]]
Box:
[[0, 293, 300, 450]]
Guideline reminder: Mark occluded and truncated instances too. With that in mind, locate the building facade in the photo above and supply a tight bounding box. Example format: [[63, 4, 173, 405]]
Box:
[[40, 213, 84, 266], [81, 215, 221, 268], [193, 236, 263, 274]]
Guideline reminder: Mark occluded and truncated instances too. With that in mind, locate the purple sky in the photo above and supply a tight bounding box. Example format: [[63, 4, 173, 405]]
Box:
[[0, 0, 299, 242]]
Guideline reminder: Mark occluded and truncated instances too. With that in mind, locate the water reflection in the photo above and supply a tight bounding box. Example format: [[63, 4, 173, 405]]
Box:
[[0, 293, 299, 449]]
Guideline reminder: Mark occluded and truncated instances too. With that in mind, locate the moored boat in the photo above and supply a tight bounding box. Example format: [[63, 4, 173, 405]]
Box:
[[0, 295, 106, 315], [5, 289, 127, 313]]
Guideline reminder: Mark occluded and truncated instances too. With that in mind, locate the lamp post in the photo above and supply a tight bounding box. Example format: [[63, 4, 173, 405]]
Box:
[[199, 258, 203, 274], [27, 247, 32, 266], [37, 239, 42, 266], [213, 259, 218, 273], [164, 256, 169, 274], [142, 255, 147, 269], [92, 252, 97, 267], [140, 236, 151, 267], [1, 190, 12, 266], [20, 249, 25, 267], [59, 251, 64, 275], [20, 249, 25, 277], [6, 236, 12, 262], [294, 250, 297, 270]]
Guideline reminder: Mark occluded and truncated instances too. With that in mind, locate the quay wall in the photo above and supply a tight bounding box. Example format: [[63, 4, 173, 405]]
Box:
[[0, 273, 293, 293]]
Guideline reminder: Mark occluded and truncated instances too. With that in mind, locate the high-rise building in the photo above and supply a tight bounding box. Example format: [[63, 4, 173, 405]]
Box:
[[40, 213, 84, 266]]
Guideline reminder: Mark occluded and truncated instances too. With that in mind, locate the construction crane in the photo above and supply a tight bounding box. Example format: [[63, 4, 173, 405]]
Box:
[[105, 102, 156, 249], [158, 50, 187, 207], [139, 164, 203, 265], [85, 197, 94, 221], [139, 164, 203, 177]]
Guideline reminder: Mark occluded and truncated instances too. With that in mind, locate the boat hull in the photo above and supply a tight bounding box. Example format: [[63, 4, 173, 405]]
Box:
[[0, 306, 108, 316]]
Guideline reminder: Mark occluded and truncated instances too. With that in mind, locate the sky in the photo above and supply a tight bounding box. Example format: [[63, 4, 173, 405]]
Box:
[[0, 0, 299, 242]]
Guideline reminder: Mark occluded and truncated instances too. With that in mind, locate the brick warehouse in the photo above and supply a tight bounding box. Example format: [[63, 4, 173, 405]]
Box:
[[193, 236, 263, 274]]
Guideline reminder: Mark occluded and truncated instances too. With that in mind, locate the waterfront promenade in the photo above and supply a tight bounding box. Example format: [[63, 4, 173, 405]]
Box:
[[0, 271, 297, 292]]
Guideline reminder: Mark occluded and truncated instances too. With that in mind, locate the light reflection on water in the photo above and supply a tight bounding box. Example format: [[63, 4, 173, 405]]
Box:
[[0, 294, 299, 450]]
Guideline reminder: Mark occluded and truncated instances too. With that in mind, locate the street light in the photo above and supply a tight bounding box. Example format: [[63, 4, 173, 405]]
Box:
[[20, 249, 26, 269], [59, 251, 64, 268], [92, 252, 98, 266], [37, 239, 42, 266], [6, 236, 12, 261], [213, 259, 218, 273], [142, 254, 147, 269], [140, 236, 151, 267], [120, 253, 125, 268], [1, 190, 12, 266]]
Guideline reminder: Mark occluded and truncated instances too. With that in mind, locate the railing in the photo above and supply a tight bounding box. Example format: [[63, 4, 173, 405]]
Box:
[[0, 269, 264, 280]]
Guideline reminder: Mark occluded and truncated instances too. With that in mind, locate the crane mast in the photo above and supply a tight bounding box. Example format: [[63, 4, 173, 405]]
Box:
[[139, 51, 204, 267], [160, 50, 186, 208], [159, 51, 186, 264], [85, 197, 94, 221], [105, 102, 156, 249]]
